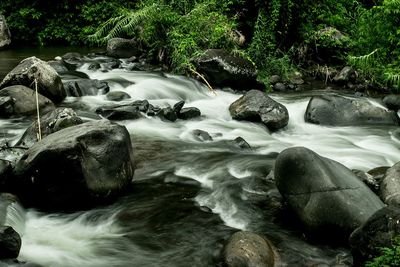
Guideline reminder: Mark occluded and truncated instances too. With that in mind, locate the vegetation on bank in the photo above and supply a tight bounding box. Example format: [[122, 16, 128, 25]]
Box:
[[1, 0, 399, 89], [365, 237, 400, 267]]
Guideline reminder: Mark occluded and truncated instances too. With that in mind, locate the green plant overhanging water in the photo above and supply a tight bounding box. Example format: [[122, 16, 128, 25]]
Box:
[[365, 236, 400, 267]]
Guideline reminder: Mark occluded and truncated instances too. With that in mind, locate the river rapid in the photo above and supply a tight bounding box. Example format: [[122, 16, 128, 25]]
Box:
[[1, 49, 400, 267]]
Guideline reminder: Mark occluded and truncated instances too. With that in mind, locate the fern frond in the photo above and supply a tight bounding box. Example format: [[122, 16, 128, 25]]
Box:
[[348, 48, 379, 69], [384, 71, 400, 89]]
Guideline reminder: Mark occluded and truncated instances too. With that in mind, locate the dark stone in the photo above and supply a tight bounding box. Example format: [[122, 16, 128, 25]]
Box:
[[173, 101, 185, 114], [10, 120, 134, 211], [0, 259, 43, 266], [0, 226, 21, 259], [100, 57, 121, 70], [273, 83, 287, 92], [159, 107, 177, 122], [60, 53, 84, 70], [16, 108, 83, 148], [229, 90, 289, 131], [352, 169, 379, 193], [231, 137, 251, 150], [383, 94, 400, 111], [106, 91, 131, 101], [275, 147, 385, 237], [349, 205, 400, 261], [0, 85, 54, 118], [63, 79, 109, 97], [305, 95, 400, 126], [88, 62, 101, 71], [47, 60, 68, 73], [333, 66, 356, 85], [269, 75, 281, 85], [224, 231, 279, 267], [131, 100, 149, 112], [192, 49, 263, 90], [0, 57, 66, 103], [59, 71, 89, 80], [367, 166, 389, 186], [178, 107, 201, 120], [107, 38, 141, 58], [0, 161, 12, 187], [0, 15, 11, 49], [96, 106, 142, 121], [380, 162, 400, 205], [192, 130, 213, 142]]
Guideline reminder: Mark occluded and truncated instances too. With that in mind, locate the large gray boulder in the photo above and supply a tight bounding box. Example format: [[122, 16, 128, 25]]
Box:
[[107, 38, 141, 58], [192, 49, 263, 90], [224, 231, 280, 267], [0, 85, 54, 118], [380, 162, 400, 205], [305, 95, 399, 126], [275, 147, 385, 236], [229, 90, 289, 131], [0, 15, 11, 49], [0, 57, 66, 103], [10, 120, 134, 211]]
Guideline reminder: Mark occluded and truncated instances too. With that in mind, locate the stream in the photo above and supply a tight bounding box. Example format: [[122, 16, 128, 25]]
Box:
[[1, 48, 400, 267]]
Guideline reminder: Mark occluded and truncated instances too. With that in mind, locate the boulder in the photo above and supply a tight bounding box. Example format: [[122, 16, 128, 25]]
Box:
[[60, 52, 84, 70], [305, 95, 399, 126], [333, 66, 356, 85], [229, 90, 289, 131], [106, 91, 131, 101], [380, 162, 400, 205], [178, 107, 201, 120], [0, 85, 54, 118], [224, 231, 279, 267], [10, 120, 134, 211], [96, 106, 142, 121], [16, 108, 83, 148], [173, 101, 185, 114], [383, 94, 400, 111], [47, 60, 68, 74], [131, 100, 150, 113], [63, 79, 109, 97], [0, 57, 66, 103], [273, 83, 287, 92], [349, 205, 400, 260], [159, 107, 177, 122], [0, 226, 21, 259], [107, 38, 141, 58], [269, 75, 281, 85], [275, 147, 385, 236], [0, 15, 11, 49], [230, 137, 251, 150], [192, 49, 263, 90], [0, 161, 12, 188]]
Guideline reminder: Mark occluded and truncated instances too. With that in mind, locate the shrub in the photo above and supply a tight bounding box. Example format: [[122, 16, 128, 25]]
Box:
[[366, 237, 400, 267]]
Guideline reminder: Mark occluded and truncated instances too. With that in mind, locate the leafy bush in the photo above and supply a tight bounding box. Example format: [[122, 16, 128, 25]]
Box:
[[366, 237, 400, 267]]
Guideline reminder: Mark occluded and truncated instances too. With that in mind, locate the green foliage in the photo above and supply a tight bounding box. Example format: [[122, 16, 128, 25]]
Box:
[[366, 237, 400, 267]]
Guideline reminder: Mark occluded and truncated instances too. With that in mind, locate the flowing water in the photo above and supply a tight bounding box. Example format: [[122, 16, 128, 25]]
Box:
[[1, 49, 400, 266]]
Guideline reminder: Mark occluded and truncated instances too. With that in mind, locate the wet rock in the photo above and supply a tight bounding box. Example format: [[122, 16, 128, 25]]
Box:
[[88, 62, 101, 71], [131, 100, 149, 112], [352, 169, 379, 194], [60, 52, 84, 70], [224, 231, 279, 267], [173, 101, 185, 114], [96, 106, 142, 121], [107, 38, 141, 58], [383, 94, 400, 111], [100, 57, 121, 70], [367, 166, 389, 186], [275, 147, 385, 237], [0, 15, 11, 49], [0, 85, 54, 118], [231, 137, 251, 150], [106, 91, 131, 101], [305, 95, 400, 126], [63, 79, 109, 97], [380, 162, 400, 205], [0, 226, 21, 259], [59, 71, 89, 80], [0, 259, 43, 266], [10, 120, 135, 211], [178, 107, 201, 120], [269, 75, 281, 85], [47, 60, 68, 73], [192, 130, 213, 142], [16, 107, 83, 148], [159, 107, 177, 122], [192, 49, 263, 90], [229, 90, 289, 131], [0, 161, 12, 187], [0, 57, 66, 103], [349, 205, 400, 261], [273, 83, 287, 92], [333, 66, 356, 85]]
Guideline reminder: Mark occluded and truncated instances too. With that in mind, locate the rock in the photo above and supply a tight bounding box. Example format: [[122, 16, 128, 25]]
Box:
[[352, 169, 380, 193], [63, 79, 109, 97], [275, 147, 385, 236], [106, 91, 131, 101], [16, 108, 83, 148], [224, 231, 279, 267], [229, 90, 289, 131], [0, 259, 43, 266], [231, 137, 251, 150], [0, 161, 11, 187], [47, 60, 68, 73], [192, 49, 263, 90], [305, 95, 400, 126], [0, 57, 66, 103], [333, 66, 356, 85], [107, 38, 141, 58], [99, 57, 121, 71], [380, 162, 400, 205], [0, 15, 11, 49], [96, 106, 142, 121], [0, 226, 21, 259], [383, 94, 400, 111], [269, 75, 281, 85], [367, 166, 389, 185], [192, 130, 213, 142], [131, 100, 149, 112], [273, 83, 287, 92], [0, 193, 21, 229], [0, 85, 54, 118], [173, 101, 185, 114], [349, 205, 400, 260], [10, 120, 134, 211], [178, 107, 201, 120], [61, 52, 84, 70], [88, 62, 101, 71], [159, 107, 177, 122]]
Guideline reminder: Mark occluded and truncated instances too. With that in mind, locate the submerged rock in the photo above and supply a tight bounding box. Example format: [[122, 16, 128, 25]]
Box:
[[0, 226, 21, 259], [230, 137, 251, 150], [275, 147, 384, 237], [192, 129, 213, 142], [0, 15, 11, 49], [0, 57, 66, 103], [0, 85, 54, 118], [224, 231, 279, 267], [305, 94, 399, 126], [10, 120, 135, 211], [63, 79, 109, 97], [107, 38, 141, 58], [229, 90, 289, 131]]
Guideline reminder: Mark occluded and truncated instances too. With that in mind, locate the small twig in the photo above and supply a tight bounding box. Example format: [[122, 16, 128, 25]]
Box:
[[190, 67, 216, 95], [34, 78, 42, 141]]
